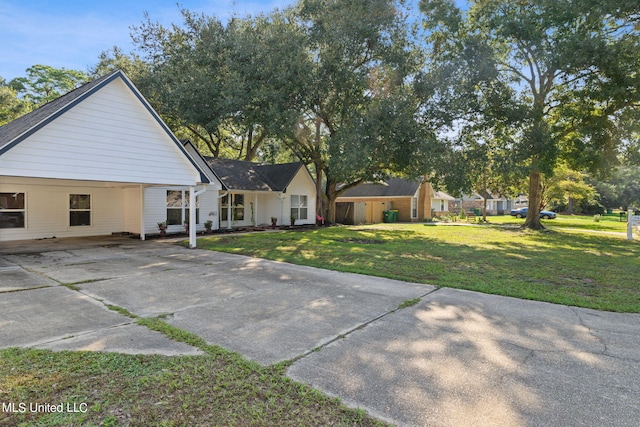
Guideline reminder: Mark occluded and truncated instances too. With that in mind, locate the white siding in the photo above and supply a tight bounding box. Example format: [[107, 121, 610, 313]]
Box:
[[199, 189, 219, 231], [0, 177, 128, 242], [123, 187, 142, 234], [284, 168, 317, 225], [253, 168, 317, 226], [143, 186, 219, 236], [0, 78, 201, 186], [257, 193, 286, 226]]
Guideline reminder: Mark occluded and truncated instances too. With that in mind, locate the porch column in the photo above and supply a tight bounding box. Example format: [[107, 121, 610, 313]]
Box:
[[140, 184, 146, 241], [189, 186, 196, 248], [254, 193, 258, 226], [227, 194, 232, 230]]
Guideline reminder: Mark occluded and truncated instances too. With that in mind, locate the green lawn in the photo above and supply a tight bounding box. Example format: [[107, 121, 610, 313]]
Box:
[[0, 320, 386, 427], [198, 220, 640, 313], [485, 212, 629, 233]]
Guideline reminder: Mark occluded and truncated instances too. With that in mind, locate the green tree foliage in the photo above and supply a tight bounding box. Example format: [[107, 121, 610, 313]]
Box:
[[0, 78, 31, 125], [542, 164, 598, 213], [125, 9, 309, 161], [89, 46, 150, 82], [593, 166, 640, 210], [418, 0, 640, 229], [117, 1, 431, 221], [8, 65, 89, 105], [285, 0, 431, 221]]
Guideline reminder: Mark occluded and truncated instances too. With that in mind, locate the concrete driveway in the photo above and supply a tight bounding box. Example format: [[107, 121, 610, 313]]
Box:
[[1, 236, 639, 426]]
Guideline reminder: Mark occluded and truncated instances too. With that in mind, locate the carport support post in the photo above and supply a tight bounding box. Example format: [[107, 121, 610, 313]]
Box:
[[189, 186, 208, 248], [189, 186, 197, 248], [140, 184, 146, 241]]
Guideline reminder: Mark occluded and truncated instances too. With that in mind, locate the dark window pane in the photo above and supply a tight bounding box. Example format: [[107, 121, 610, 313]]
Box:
[[70, 211, 91, 226], [167, 209, 182, 225], [0, 212, 25, 228]]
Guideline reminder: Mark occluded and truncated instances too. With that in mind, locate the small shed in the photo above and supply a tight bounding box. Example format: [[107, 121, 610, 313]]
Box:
[[336, 177, 433, 224]]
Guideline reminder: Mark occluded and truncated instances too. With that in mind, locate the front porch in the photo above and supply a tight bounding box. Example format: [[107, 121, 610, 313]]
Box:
[[218, 191, 314, 230]]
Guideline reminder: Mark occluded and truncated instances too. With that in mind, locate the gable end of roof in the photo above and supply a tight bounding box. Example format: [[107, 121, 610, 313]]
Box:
[[0, 70, 122, 156], [0, 70, 210, 184]]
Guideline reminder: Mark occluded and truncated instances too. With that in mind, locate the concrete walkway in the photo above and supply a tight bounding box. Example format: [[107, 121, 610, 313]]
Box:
[[1, 236, 639, 426]]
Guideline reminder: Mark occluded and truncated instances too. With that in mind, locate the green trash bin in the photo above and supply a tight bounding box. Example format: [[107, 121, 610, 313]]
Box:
[[383, 210, 392, 223], [391, 210, 399, 222]]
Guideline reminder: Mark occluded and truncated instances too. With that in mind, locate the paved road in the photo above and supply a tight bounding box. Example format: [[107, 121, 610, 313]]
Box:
[[1, 236, 639, 426]]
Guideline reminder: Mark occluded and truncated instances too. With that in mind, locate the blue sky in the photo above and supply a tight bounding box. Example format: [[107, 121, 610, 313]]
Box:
[[0, 0, 294, 81], [1, 0, 468, 82]]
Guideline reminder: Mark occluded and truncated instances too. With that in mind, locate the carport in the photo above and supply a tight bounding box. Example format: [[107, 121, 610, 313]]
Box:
[[0, 70, 212, 248]]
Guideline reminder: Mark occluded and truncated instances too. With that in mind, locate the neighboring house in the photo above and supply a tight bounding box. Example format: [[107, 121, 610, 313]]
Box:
[[456, 192, 528, 215], [336, 177, 434, 224], [0, 70, 221, 247], [431, 190, 456, 215], [203, 157, 317, 229]]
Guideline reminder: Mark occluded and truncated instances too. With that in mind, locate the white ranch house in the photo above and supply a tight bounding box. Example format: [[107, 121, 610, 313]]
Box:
[[202, 156, 317, 229], [0, 70, 316, 246]]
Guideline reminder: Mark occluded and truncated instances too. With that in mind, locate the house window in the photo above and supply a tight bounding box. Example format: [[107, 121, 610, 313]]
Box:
[[291, 195, 308, 221], [441, 200, 445, 211], [221, 194, 244, 221], [411, 197, 418, 218], [69, 194, 91, 226], [0, 192, 25, 229], [166, 190, 199, 226]]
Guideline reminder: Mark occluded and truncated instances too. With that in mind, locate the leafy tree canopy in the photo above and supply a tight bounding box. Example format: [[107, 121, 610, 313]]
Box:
[[103, 0, 432, 221], [8, 65, 89, 105], [0, 78, 30, 125], [418, 0, 640, 229]]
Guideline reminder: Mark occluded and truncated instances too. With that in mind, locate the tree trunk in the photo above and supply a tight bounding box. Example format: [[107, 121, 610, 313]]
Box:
[[315, 164, 324, 220], [482, 195, 488, 222], [325, 179, 338, 224], [523, 168, 544, 230]]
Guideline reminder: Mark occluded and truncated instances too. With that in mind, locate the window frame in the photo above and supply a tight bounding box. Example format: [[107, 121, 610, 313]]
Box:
[[166, 190, 199, 226], [0, 192, 26, 229], [69, 194, 92, 227], [221, 193, 245, 222], [290, 195, 308, 221], [411, 197, 418, 219]]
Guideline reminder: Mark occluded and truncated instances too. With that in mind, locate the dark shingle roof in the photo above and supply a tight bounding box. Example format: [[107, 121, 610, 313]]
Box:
[[254, 163, 304, 191], [205, 157, 304, 192], [0, 70, 119, 153], [340, 177, 421, 198]]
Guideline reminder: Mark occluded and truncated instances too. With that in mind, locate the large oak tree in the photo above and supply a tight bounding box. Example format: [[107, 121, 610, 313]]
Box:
[[286, 0, 432, 221], [114, 1, 432, 221], [419, 0, 640, 229]]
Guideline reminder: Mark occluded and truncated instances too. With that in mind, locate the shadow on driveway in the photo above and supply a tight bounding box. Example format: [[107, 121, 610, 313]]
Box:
[[2, 236, 640, 426]]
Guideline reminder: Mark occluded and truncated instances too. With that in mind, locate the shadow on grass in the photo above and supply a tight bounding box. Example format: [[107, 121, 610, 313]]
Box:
[[198, 225, 640, 312]]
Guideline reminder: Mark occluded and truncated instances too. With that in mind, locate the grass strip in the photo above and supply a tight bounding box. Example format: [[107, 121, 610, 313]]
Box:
[[197, 221, 640, 312], [1, 318, 388, 427]]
